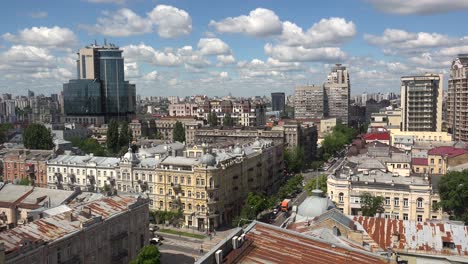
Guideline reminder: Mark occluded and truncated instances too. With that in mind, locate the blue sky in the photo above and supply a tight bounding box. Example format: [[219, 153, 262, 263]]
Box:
[[1, 0, 468, 97]]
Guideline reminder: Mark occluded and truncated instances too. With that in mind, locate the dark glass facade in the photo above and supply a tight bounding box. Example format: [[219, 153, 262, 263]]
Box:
[[63, 44, 135, 122], [271, 92, 285, 112], [63, 80, 102, 115]]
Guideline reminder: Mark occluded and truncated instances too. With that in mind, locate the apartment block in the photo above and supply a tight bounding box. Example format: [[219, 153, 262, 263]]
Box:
[[447, 54, 468, 142], [401, 74, 443, 132], [294, 85, 324, 119], [324, 64, 350, 125]]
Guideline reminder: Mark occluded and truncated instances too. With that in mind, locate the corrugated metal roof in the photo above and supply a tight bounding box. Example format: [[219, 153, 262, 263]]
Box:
[[354, 216, 468, 256], [231, 222, 387, 264], [0, 195, 140, 254]]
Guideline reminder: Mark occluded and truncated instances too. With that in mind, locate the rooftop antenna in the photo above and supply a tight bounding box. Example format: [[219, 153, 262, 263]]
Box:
[[104, 38, 107, 46], [94, 39, 97, 46]]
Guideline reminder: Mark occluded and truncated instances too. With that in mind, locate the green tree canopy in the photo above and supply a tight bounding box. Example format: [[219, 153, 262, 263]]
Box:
[[172, 121, 186, 143], [0, 123, 13, 144], [130, 245, 160, 264], [277, 174, 304, 200], [284, 147, 305, 173], [223, 113, 234, 127], [71, 137, 107, 156], [107, 120, 120, 153], [22, 123, 54, 150], [321, 123, 357, 160], [119, 121, 131, 148], [435, 170, 468, 224], [305, 175, 327, 195], [360, 192, 384, 217], [233, 192, 277, 226], [208, 112, 218, 127]]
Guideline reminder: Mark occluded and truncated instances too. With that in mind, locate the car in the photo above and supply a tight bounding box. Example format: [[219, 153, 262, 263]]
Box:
[[149, 237, 161, 245]]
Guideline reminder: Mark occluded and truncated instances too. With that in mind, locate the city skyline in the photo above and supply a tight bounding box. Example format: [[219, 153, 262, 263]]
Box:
[[1, 1, 468, 97]]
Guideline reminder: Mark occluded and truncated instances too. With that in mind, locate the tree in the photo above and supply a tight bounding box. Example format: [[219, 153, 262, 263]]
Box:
[[17, 177, 31, 186], [277, 174, 304, 200], [223, 113, 234, 127], [22, 123, 54, 150], [130, 245, 160, 264], [305, 175, 327, 195], [172, 121, 185, 143], [107, 120, 120, 153], [284, 147, 305, 173], [119, 121, 131, 148], [0, 123, 13, 144], [435, 170, 468, 224], [360, 193, 385, 217], [233, 192, 274, 226], [154, 130, 163, 140], [208, 112, 218, 127]]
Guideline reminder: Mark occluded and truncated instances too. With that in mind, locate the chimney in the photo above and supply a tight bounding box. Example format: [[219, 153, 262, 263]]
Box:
[[64, 211, 73, 222], [81, 207, 92, 218]]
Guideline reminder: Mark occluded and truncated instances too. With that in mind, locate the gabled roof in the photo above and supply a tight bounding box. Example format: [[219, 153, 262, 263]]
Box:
[[363, 132, 390, 141], [354, 216, 468, 256], [412, 158, 428, 166], [233, 222, 387, 264], [428, 146, 468, 158]]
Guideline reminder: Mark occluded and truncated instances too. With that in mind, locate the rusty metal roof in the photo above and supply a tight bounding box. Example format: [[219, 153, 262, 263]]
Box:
[[0, 195, 139, 254], [230, 222, 387, 264], [354, 216, 468, 256]]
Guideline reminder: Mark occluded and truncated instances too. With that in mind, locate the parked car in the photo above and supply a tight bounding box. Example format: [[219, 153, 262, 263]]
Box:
[[150, 237, 161, 245]]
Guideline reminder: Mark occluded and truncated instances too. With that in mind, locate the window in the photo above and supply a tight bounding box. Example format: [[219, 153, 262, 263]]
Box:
[[188, 191, 192, 197], [118, 184, 121, 190], [168, 176, 172, 183], [196, 192, 200, 198], [110, 171, 113, 177], [350, 196, 360, 204], [159, 201, 163, 208], [438, 159, 442, 164], [417, 198, 423, 208], [416, 167, 420, 173], [385, 197, 391, 206], [169, 189, 172, 195], [135, 173, 139, 180], [57, 247, 61, 263], [201, 205, 205, 212], [338, 193, 344, 203], [149, 187, 153, 193], [201, 192, 205, 199], [397, 164, 401, 169], [196, 205, 200, 211], [188, 204, 192, 210], [196, 178, 200, 185], [149, 174, 152, 182], [403, 198, 409, 207], [430, 158, 434, 164], [432, 200, 438, 210], [159, 188, 163, 194], [432, 216, 438, 220], [394, 198, 399, 207], [438, 168, 442, 174], [159, 175, 163, 182], [104, 171, 107, 176], [403, 214, 408, 220], [417, 215, 422, 222], [188, 177, 191, 185], [201, 179, 205, 185], [180, 177, 184, 184]]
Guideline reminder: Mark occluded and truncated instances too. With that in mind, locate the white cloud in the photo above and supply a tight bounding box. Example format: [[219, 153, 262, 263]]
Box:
[[81, 5, 191, 38], [209, 8, 283, 37], [264, 43, 346, 62], [0, 45, 55, 69], [437, 45, 468, 57], [197, 38, 231, 55], [81, 8, 152, 37], [143, 70, 158, 81], [217, 54, 236, 65], [124, 62, 141, 78], [148, 5, 192, 38], [29, 11, 48, 18], [2, 26, 78, 48], [280, 18, 356, 47], [123, 44, 182, 66], [366, 0, 468, 15], [168, 78, 179, 86], [219, 71, 229, 78], [364, 29, 455, 51], [237, 57, 304, 78]]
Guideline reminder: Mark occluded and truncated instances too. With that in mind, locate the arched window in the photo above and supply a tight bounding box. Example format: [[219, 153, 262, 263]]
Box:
[[196, 192, 200, 198], [188, 203, 192, 210], [417, 198, 423, 208], [159, 201, 163, 208], [209, 177, 214, 188], [201, 205, 205, 212], [339, 193, 344, 203], [196, 205, 200, 211], [188, 191, 192, 197]]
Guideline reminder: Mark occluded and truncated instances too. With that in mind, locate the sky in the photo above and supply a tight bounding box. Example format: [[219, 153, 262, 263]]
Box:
[[1, 0, 468, 97]]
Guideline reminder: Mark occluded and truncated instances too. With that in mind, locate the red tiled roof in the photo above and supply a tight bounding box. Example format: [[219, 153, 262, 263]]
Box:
[[353, 216, 468, 256], [232, 222, 387, 264], [363, 132, 390, 141], [412, 158, 428, 166], [427, 146, 468, 158]]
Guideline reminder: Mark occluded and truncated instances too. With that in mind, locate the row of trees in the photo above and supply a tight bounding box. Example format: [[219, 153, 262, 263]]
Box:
[[284, 147, 305, 174], [304, 174, 327, 195], [107, 120, 133, 154], [149, 209, 184, 226], [70, 137, 107, 156], [207, 112, 235, 127], [321, 123, 357, 161]]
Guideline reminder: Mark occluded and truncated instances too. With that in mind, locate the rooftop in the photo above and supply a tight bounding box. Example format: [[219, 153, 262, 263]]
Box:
[[354, 216, 468, 256], [412, 158, 428, 166], [428, 146, 468, 158], [0, 195, 143, 254], [231, 222, 387, 264]]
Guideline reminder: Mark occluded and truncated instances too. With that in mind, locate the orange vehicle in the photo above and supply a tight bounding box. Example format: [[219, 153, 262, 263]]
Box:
[[281, 199, 291, 212]]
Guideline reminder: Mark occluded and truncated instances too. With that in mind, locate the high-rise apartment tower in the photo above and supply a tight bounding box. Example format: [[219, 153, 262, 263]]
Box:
[[448, 54, 468, 142]]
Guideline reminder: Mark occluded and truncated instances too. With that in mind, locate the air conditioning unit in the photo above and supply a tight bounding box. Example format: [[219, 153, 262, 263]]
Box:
[[215, 250, 223, 264], [232, 236, 239, 249], [240, 233, 246, 242]]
